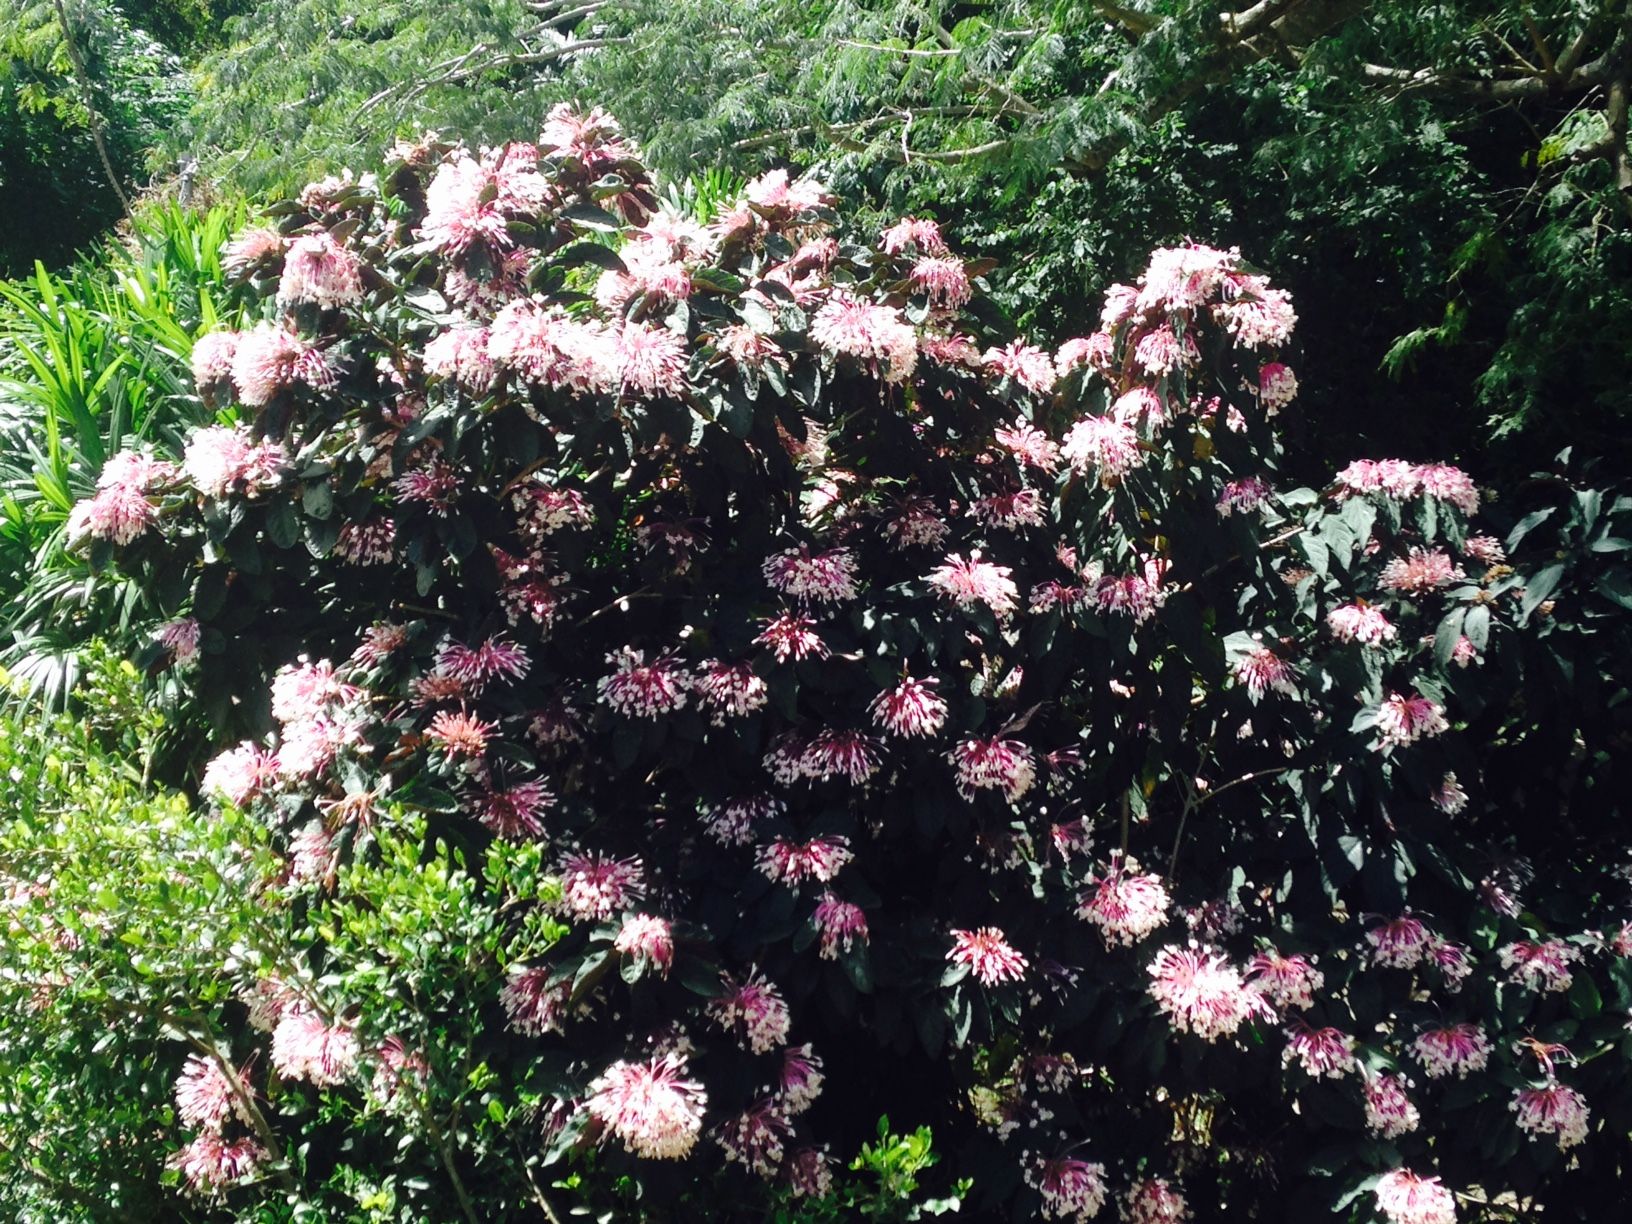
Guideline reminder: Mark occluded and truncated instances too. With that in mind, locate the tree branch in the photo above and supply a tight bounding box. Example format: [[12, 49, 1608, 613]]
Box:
[[51, 0, 132, 217]]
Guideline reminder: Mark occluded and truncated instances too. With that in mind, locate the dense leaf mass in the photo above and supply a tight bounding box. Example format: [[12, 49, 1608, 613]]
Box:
[[32, 111, 1632, 1221]]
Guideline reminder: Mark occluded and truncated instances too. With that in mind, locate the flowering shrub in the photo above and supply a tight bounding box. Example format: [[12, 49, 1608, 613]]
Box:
[[47, 109, 1632, 1220]]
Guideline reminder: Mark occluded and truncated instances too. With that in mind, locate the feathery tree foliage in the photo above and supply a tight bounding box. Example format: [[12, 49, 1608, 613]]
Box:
[[165, 0, 1632, 457]]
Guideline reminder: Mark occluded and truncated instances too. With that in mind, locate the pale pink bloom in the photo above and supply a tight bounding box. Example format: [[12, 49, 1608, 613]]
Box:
[[297, 168, 369, 212], [512, 483, 594, 539], [803, 729, 883, 784], [1088, 570, 1167, 623], [169, 1133, 268, 1195], [271, 1007, 358, 1086], [1121, 1176, 1190, 1224], [982, 340, 1056, 395], [948, 927, 1028, 985], [1426, 936, 1475, 989], [587, 1053, 707, 1160], [268, 658, 352, 724], [1099, 283, 1139, 332], [202, 741, 279, 806], [1367, 914, 1432, 968], [174, 1055, 241, 1132], [927, 551, 1018, 618], [910, 255, 972, 310], [371, 1035, 429, 1105], [716, 324, 788, 371], [1030, 580, 1088, 612], [1374, 1170, 1456, 1224], [436, 635, 530, 688], [427, 710, 497, 762], [614, 914, 675, 977], [1216, 476, 1271, 516], [423, 326, 497, 392], [488, 300, 612, 389], [598, 647, 691, 718], [1233, 645, 1295, 699], [1139, 243, 1236, 314], [182, 424, 283, 499], [392, 459, 461, 514], [1498, 939, 1577, 993], [778, 1044, 825, 1114], [558, 852, 646, 919], [1146, 945, 1266, 1041], [421, 153, 522, 254], [700, 795, 782, 847], [1078, 869, 1170, 947], [287, 821, 336, 886], [869, 676, 948, 738], [541, 103, 637, 165], [191, 329, 239, 389], [1062, 415, 1144, 485], [1375, 691, 1449, 749], [1109, 386, 1168, 431], [230, 321, 334, 405], [882, 495, 951, 550], [919, 330, 983, 366], [993, 420, 1061, 472], [1056, 332, 1115, 376], [744, 168, 830, 213], [1413, 1023, 1491, 1079], [1448, 634, 1480, 667], [756, 835, 853, 885], [472, 779, 554, 839], [155, 617, 200, 665], [881, 216, 947, 255], [221, 225, 284, 277], [1365, 1073, 1421, 1138], [241, 977, 297, 1033], [1336, 458, 1421, 499], [1282, 1021, 1355, 1078], [277, 231, 363, 309], [1415, 463, 1480, 514], [500, 964, 572, 1036], [811, 893, 868, 959], [694, 660, 769, 724], [594, 242, 691, 310], [1132, 324, 1196, 375], [333, 517, 395, 565], [1464, 534, 1506, 565], [1028, 1155, 1109, 1220], [715, 1098, 793, 1178], [1215, 278, 1297, 348], [1326, 602, 1396, 644], [763, 545, 859, 603], [1258, 362, 1298, 411], [754, 614, 829, 663], [1380, 547, 1463, 594], [809, 291, 918, 382], [1431, 772, 1469, 815], [1511, 1083, 1590, 1149], [411, 672, 469, 706], [786, 1146, 834, 1198], [525, 698, 582, 749], [709, 971, 791, 1053], [614, 321, 689, 396], [970, 488, 1045, 531], [950, 737, 1037, 802]]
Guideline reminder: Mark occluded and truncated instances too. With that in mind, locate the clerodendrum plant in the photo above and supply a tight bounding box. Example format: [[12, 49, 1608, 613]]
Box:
[[53, 109, 1632, 1222]]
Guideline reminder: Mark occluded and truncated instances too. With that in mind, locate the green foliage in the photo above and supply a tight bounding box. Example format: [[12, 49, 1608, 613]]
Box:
[[0, 201, 253, 707], [0, 648, 278, 1221], [0, 0, 189, 274]]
